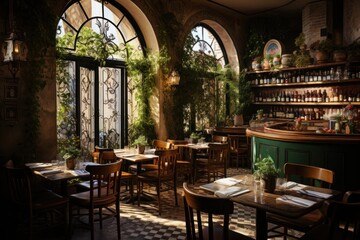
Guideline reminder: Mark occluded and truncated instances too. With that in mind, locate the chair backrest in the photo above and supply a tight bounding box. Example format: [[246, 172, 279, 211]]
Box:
[[85, 160, 123, 205], [343, 190, 360, 203], [227, 135, 248, 151], [323, 199, 360, 240], [153, 139, 172, 150], [284, 163, 334, 188], [183, 182, 234, 240], [100, 151, 117, 164], [167, 139, 190, 160], [207, 143, 228, 166], [154, 149, 178, 178], [212, 135, 228, 143], [5, 167, 32, 211]]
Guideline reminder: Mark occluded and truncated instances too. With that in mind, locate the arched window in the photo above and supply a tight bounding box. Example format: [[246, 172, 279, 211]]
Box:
[[56, 0, 146, 155], [182, 24, 230, 133]]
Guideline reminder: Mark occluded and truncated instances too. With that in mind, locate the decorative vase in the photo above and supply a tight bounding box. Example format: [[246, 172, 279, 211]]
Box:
[[272, 56, 281, 67], [263, 176, 276, 193], [66, 158, 76, 170], [281, 54, 293, 68]]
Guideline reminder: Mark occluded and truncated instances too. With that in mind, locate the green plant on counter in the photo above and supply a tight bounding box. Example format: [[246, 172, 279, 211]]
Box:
[[253, 155, 280, 180], [310, 39, 334, 53]]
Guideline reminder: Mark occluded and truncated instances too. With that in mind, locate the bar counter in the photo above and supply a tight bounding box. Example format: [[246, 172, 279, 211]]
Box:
[[246, 122, 360, 192]]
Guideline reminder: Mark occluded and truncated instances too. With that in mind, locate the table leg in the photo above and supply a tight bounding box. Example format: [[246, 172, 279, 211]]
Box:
[[255, 209, 267, 240]]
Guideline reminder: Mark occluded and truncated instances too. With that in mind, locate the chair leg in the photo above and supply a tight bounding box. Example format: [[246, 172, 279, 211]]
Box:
[[89, 207, 94, 240], [116, 201, 121, 240], [157, 183, 161, 215], [174, 180, 178, 206]]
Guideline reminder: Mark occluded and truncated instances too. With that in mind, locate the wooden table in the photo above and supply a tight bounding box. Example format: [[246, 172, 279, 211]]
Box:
[[182, 143, 210, 183], [192, 174, 341, 240], [26, 162, 94, 196], [115, 150, 158, 202]]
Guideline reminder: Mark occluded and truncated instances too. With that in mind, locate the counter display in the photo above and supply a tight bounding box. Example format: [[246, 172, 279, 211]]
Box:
[[247, 122, 360, 191]]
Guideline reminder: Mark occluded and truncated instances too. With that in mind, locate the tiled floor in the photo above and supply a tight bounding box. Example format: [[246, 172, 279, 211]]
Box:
[[25, 167, 302, 240]]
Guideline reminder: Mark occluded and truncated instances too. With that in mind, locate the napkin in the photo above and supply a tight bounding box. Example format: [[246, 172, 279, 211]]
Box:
[[38, 169, 63, 175], [297, 189, 332, 199], [214, 187, 249, 198], [214, 177, 242, 186], [282, 181, 306, 190], [276, 195, 316, 207]]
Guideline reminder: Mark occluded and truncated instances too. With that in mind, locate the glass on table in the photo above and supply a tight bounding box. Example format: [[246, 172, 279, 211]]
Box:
[[276, 177, 287, 194], [254, 179, 264, 203]]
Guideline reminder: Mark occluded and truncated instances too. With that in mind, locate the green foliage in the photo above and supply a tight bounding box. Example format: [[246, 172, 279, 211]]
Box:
[[15, 0, 56, 161], [126, 45, 170, 144], [295, 32, 306, 48], [309, 39, 334, 52], [58, 135, 81, 160], [254, 155, 280, 179], [132, 135, 148, 147], [56, 27, 122, 66], [244, 29, 265, 64]]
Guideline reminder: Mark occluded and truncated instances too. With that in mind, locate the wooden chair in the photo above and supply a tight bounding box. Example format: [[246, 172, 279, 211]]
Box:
[[77, 150, 136, 204], [137, 149, 178, 215], [196, 135, 228, 160], [128, 139, 172, 173], [182, 182, 253, 240], [227, 135, 250, 169], [69, 160, 123, 240], [195, 143, 229, 183], [5, 166, 69, 240], [267, 162, 335, 239], [167, 139, 192, 183], [300, 190, 360, 240]]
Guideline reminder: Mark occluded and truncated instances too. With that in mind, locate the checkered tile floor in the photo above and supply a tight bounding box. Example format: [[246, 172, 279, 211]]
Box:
[[33, 168, 303, 240]]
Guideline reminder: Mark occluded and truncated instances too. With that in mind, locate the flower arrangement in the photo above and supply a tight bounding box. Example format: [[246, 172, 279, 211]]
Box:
[[342, 103, 357, 134], [342, 103, 357, 122]]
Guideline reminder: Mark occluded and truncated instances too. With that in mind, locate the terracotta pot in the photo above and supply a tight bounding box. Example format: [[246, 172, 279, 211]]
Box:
[[314, 50, 329, 64], [66, 158, 76, 170], [262, 59, 271, 70], [138, 145, 145, 154], [333, 50, 347, 62]]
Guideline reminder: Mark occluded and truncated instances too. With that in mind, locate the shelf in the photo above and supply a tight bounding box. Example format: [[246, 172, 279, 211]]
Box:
[[246, 61, 351, 74], [253, 102, 360, 106], [250, 78, 360, 88]]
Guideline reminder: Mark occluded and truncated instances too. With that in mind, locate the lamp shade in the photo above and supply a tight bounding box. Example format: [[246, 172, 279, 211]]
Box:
[[2, 32, 28, 62], [170, 71, 180, 86]]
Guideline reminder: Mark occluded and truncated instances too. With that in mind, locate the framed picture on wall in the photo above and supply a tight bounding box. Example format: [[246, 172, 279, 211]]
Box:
[[5, 83, 18, 100], [4, 103, 17, 121]]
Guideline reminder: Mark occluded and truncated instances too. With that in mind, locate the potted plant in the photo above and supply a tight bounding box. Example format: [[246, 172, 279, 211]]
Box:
[[132, 135, 148, 154], [262, 54, 272, 70], [346, 38, 360, 61], [295, 32, 306, 50], [310, 39, 334, 64], [61, 145, 81, 170], [190, 132, 201, 144], [253, 155, 280, 193]]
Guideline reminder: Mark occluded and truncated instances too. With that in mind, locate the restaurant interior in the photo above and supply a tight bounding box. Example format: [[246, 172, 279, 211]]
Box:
[[1, 0, 360, 239]]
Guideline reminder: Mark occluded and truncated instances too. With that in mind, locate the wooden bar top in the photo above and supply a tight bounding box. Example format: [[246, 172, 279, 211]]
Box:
[[246, 123, 360, 144]]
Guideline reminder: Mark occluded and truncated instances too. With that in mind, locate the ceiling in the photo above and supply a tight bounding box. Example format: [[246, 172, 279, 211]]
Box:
[[207, 0, 316, 16]]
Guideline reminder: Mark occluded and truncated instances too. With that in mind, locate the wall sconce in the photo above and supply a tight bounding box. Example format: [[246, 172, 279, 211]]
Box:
[[2, 0, 28, 79], [169, 70, 180, 86], [2, 32, 28, 78]]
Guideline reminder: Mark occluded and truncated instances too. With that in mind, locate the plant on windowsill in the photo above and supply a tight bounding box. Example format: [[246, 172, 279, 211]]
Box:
[[253, 155, 280, 193]]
